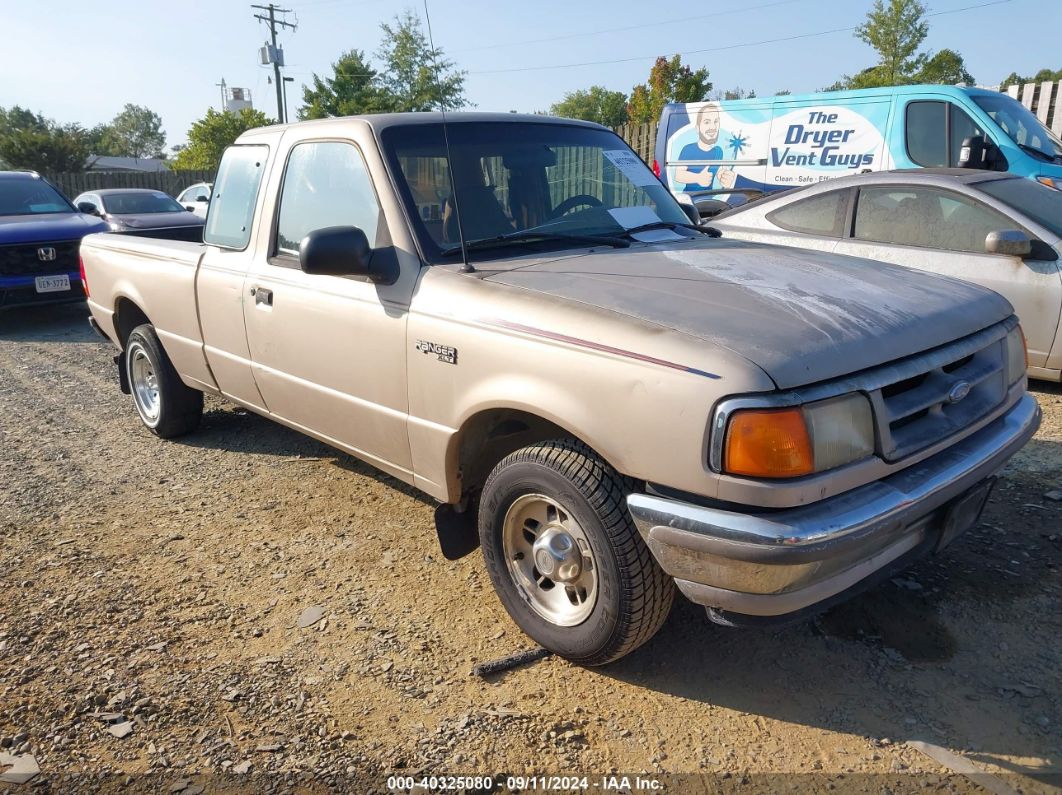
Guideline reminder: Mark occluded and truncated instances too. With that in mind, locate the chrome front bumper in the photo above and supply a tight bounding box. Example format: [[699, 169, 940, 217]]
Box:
[[628, 393, 1041, 618]]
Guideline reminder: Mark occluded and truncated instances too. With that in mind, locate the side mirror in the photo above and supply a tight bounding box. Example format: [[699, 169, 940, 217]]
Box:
[[196, 195, 209, 203], [299, 225, 394, 283], [694, 197, 731, 219], [985, 229, 1032, 258], [679, 202, 700, 225], [77, 202, 99, 215], [958, 135, 986, 169]]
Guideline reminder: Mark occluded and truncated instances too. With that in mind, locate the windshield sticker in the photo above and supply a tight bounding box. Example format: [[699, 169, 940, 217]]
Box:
[[603, 149, 658, 187], [608, 207, 685, 242]]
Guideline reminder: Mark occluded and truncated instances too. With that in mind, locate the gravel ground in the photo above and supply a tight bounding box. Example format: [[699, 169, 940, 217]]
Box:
[[1, 302, 1060, 794]]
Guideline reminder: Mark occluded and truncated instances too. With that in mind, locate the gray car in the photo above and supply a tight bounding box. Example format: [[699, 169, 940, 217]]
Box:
[[711, 169, 1062, 382], [74, 189, 204, 242]]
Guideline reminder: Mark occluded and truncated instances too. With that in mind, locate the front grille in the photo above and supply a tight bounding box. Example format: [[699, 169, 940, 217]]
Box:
[[868, 327, 1009, 462], [0, 240, 80, 276]]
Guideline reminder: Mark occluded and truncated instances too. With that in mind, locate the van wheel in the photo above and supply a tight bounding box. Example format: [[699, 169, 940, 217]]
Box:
[[478, 439, 674, 666], [125, 324, 202, 438]]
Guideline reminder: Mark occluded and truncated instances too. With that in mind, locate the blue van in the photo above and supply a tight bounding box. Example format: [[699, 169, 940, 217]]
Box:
[[655, 85, 1062, 206]]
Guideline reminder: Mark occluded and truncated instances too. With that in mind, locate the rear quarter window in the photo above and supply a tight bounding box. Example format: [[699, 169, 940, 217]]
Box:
[[766, 189, 850, 236], [204, 145, 269, 250]]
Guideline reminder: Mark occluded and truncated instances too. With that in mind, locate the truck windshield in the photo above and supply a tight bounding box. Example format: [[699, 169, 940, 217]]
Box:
[[972, 94, 1062, 163], [102, 192, 184, 214], [382, 122, 691, 261], [0, 179, 74, 216]]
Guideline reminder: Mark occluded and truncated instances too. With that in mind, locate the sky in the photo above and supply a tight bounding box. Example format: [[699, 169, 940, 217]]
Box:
[[1, 0, 1058, 150]]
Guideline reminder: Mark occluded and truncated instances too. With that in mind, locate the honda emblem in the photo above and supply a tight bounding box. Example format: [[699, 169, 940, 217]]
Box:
[[37, 247, 57, 262]]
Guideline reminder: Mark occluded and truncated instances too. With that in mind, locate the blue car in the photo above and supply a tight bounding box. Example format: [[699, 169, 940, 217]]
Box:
[[0, 170, 109, 310]]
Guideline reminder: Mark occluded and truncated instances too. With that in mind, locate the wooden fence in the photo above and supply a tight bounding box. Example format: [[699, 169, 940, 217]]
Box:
[[1005, 80, 1062, 136], [614, 122, 657, 165], [44, 170, 214, 199]]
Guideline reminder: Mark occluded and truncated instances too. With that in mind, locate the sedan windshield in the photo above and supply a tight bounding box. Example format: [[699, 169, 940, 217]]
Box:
[[0, 179, 73, 216], [977, 176, 1062, 237], [102, 192, 184, 214], [973, 94, 1062, 162], [382, 122, 692, 261]]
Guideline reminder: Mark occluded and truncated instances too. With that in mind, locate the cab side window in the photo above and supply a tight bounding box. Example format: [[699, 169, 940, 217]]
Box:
[[275, 141, 382, 256], [906, 102, 947, 167], [949, 106, 985, 167], [766, 189, 850, 237], [204, 145, 269, 250], [854, 186, 1012, 253]]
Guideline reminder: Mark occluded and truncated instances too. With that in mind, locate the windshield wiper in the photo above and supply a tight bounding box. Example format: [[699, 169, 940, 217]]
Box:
[[618, 220, 722, 239], [1016, 142, 1060, 163], [441, 230, 629, 256]]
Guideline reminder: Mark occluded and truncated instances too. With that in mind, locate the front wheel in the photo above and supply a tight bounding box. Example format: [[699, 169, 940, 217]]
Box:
[[478, 440, 674, 666], [125, 324, 203, 438]]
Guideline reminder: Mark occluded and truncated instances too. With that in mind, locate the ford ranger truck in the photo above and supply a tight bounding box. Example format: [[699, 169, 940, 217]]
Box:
[[80, 113, 1041, 665]]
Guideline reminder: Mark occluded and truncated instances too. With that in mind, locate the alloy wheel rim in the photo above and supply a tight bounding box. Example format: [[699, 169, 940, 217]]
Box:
[[501, 493, 598, 626]]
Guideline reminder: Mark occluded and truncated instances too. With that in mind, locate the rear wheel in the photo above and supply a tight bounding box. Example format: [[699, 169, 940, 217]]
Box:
[[478, 439, 674, 666], [125, 324, 202, 438]]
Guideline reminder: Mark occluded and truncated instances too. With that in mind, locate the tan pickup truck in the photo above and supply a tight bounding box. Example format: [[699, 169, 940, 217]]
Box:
[[81, 113, 1040, 665]]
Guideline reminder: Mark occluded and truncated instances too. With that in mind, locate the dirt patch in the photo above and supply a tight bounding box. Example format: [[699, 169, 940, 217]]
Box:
[[1, 303, 1060, 793]]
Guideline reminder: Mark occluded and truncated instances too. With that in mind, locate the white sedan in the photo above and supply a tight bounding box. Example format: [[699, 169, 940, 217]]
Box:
[[711, 169, 1062, 382], [176, 182, 212, 218]]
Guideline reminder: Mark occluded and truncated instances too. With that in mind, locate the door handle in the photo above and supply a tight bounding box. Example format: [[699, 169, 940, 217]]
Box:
[[253, 287, 273, 307]]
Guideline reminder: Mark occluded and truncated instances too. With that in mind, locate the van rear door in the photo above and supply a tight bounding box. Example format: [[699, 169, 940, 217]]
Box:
[[767, 94, 890, 190]]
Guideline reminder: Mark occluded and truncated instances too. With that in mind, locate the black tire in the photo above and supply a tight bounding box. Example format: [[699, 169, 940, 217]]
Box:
[[478, 439, 674, 666], [125, 324, 202, 438]]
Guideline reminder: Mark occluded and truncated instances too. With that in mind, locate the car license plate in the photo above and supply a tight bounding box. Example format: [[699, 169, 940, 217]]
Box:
[[937, 477, 996, 552], [35, 275, 70, 293]]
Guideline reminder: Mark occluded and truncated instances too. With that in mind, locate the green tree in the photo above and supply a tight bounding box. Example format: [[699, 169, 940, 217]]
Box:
[[627, 56, 712, 124], [299, 50, 389, 119], [84, 123, 120, 156], [0, 106, 90, 172], [376, 10, 467, 112], [550, 86, 629, 127], [170, 108, 271, 172], [715, 87, 757, 100], [1001, 68, 1062, 90], [855, 0, 929, 86], [916, 48, 974, 85], [107, 104, 166, 158]]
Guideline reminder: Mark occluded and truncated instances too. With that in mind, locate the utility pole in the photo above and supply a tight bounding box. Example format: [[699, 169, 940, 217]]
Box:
[[282, 76, 295, 125], [216, 77, 227, 111], [251, 4, 296, 123]]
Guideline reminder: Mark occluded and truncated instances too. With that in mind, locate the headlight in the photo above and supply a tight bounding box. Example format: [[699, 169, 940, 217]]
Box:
[[723, 393, 874, 478], [1006, 325, 1027, 385]]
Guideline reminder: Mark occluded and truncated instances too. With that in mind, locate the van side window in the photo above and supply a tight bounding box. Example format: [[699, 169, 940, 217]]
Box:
[[204, 145, 269, 250], [949, 105, 985, 167], [275, 141, 382, 256], [766, 190, 849, 237], [854, 186, 1012, 253], [906, 102, 947, 167]]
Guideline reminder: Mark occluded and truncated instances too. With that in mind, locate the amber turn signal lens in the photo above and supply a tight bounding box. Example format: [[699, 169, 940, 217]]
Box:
[[724, 407, 814, 478]]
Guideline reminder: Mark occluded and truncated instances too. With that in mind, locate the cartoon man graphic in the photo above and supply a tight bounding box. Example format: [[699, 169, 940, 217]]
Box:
[[674, 103, 736, 192]]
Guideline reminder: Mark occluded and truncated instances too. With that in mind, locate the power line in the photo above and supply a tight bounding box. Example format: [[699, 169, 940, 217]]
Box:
[[252, 4, 298, 122], [467, 0, 1011, 76], [453, 0, 805, 54]]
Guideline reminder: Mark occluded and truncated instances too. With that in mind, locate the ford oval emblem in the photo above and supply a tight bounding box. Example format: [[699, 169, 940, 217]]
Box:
[[947, 380, 972, 404]]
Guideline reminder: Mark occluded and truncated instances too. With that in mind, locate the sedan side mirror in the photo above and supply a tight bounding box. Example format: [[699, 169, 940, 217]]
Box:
[[77, 202, 100, 216], [985, 229, 1032, 258], [196, 195, 209, 202], [299, 225, 395, 284]]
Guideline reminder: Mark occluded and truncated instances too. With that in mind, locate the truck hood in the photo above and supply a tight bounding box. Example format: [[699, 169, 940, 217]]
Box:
[[0, 212, 109, 244], [481, 238, 1013, 389]]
